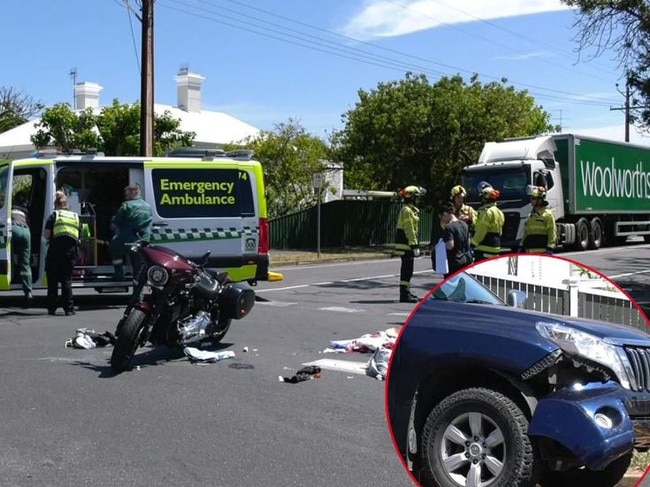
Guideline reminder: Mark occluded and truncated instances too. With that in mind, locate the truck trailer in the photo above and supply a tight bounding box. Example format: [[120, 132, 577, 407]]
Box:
[[461, 133, 650, 251]]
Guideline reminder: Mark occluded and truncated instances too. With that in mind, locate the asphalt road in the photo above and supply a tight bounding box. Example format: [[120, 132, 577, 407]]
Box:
[[0, 258, 437, 487]]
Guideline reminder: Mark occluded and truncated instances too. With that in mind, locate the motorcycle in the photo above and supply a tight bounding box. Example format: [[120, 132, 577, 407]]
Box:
[[110, 242, 255, 373]]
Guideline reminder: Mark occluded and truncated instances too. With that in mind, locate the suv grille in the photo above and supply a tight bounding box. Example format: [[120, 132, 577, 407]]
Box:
[[625, 347, 650, 392]]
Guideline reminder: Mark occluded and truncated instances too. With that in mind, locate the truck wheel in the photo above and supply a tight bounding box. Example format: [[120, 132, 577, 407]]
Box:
[[588, 218, 602, 250], [539, 452, 631, 487], [420, 387, 538, 487], [574, 219, 589, 251]]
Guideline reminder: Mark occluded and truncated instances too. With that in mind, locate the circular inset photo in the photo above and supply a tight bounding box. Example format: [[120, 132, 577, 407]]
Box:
[[386, 254, 650, 487]]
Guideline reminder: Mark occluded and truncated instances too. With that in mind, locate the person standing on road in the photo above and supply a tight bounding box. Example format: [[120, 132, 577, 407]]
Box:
[[471, 182, 504, 262], [519, 187, 557, 254], [11, 194, 33, 306], [44, 191, 81, 316], [395, 185, 426, 303], [110, 184, 153, 284], [449, 185, 477, 230], [440, 203, 472, 278]]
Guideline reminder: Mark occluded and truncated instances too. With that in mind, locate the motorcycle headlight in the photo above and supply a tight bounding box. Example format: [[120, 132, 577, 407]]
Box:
[[147, 265, 169, 288], [536, 321, 631, 390]]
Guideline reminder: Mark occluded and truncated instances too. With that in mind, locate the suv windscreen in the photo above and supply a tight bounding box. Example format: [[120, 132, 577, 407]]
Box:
[[431, 272, 506, 305]]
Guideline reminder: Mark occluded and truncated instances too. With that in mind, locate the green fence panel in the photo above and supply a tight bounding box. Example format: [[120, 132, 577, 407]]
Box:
[[270, 200, 434, 250]]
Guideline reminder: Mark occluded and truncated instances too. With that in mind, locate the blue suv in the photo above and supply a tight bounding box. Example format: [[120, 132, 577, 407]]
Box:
[[387, 271, 650, 487]]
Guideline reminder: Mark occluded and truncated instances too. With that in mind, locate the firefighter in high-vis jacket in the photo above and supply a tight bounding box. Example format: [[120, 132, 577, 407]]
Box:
[[519, 186, 557, 254], [471, 182, 505, 262], [449, 185, 477, 230], [395, 185, 426, 303]]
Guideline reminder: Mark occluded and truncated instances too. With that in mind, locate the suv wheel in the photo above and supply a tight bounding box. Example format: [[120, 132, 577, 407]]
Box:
[[420, 387, 538, 487]]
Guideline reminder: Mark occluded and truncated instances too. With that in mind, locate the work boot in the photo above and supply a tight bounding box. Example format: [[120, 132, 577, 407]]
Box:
[[400, 287, 419, 303], [22, 291, 33, 308]]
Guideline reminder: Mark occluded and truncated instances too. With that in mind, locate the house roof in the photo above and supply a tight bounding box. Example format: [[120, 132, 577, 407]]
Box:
[[0, 103, 261, 158]]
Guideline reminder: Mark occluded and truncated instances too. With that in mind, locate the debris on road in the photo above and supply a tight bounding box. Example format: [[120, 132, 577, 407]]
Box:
[[366, 346, 392, 381], [65, 328, 116, 349], [323, 328, 399, 354], [279, 365, 322, 384], [183, 347, 236, 363]]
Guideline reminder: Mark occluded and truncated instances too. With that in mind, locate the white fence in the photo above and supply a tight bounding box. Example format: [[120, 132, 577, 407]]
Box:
[[467, 256, 648, 330]]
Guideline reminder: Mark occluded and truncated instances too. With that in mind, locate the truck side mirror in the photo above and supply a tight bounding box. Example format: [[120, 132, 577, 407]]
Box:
[[506, 290, 527, 308]]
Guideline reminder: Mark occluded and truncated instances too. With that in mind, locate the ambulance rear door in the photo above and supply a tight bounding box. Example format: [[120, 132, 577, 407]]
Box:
[[144, 160, 259, 283], [0, 161, 13, 289]]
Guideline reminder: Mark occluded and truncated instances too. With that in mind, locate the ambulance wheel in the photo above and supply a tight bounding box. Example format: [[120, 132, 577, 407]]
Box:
[[588, 218, 602, 250], [574, 219, 589, 251]]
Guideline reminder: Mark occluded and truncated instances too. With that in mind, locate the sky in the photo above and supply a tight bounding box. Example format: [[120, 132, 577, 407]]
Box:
[[3, 0, 649, 145]]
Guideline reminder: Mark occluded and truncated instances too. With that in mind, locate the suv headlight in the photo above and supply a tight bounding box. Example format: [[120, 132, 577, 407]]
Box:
[[536, 321, 631, 390], [147, 265, 169, 288]]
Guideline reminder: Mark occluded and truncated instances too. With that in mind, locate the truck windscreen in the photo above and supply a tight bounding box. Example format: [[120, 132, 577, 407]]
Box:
[[462, 166, 530, 203]]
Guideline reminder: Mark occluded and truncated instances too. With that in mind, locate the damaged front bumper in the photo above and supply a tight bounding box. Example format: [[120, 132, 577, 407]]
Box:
[[528, 381, 635, 471]]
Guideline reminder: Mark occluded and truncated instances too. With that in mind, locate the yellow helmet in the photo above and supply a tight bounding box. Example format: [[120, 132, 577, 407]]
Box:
[[399, 185, 426, 199], [529, 186, 547, 200], [450, 185, 466, 198]]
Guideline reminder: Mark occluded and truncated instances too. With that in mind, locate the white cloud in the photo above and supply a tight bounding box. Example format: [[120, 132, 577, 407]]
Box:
[[341, 0, 571, 40], [495, 51, 549, 61]]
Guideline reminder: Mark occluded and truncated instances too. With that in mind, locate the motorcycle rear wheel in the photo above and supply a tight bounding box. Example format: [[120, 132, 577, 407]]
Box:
[[111, 308, 147, 373]]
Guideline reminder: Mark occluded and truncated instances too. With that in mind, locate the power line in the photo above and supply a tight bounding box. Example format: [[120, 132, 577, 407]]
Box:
[[161, 0, 619, 108]]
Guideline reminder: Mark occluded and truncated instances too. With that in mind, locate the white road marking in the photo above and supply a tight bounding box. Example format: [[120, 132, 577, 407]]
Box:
[[318, 306, 365, 313], [389, 312, 410, 316], [256, 301, 296, 307], [610, 269, 650, 279], [303, 358, 368, 375], [256, 284, 309, 293], [257, 269, 433, 293]]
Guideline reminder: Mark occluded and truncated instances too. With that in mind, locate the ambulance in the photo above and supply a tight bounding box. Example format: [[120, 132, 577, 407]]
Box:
[[0, 149, 283, 293]]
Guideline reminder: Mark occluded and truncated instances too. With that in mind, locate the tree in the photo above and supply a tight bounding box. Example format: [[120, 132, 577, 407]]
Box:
[[31, 100, 195, 155], [227, 119, 329, 218], [31, 103, 100, 152], [330, 73, 556, 207], [0, 87, 43, 134], [560, 0, 650, 128]]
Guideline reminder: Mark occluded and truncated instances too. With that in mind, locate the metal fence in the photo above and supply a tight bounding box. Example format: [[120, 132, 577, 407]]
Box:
[[269, 200, 435, 250], [471, 273, 648, 330]]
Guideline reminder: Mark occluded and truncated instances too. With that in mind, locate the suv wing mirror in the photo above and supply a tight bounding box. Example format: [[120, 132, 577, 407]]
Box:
[[506, 290, 527, 308]]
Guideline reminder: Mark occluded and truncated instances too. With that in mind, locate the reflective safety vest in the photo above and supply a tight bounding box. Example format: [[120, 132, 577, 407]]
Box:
[[471, 203, 504, 255], [53, 210, 80, 240], [521, 207, 557, 252], [395, 204, 420, 255]]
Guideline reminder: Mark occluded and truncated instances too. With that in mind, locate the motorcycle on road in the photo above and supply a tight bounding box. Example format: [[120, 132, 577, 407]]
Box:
[[110, 242, 255, 372]]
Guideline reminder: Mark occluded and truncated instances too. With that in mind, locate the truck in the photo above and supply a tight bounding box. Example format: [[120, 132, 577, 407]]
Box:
[[461, 134, 650, 251]]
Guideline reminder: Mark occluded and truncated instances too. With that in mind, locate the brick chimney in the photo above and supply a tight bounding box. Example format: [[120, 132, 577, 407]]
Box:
[[174, 69, 205, 112], [74, 82, 103, 110]]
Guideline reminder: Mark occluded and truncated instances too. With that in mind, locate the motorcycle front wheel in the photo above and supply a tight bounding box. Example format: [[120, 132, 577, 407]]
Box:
[[111, 308, 148, 373]]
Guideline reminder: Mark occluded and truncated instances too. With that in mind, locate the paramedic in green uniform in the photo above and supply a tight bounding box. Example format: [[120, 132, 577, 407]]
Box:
[[11, 195, 33, 305], [110, 184, 153, 282]]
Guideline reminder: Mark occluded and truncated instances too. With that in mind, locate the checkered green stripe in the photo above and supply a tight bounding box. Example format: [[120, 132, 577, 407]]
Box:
[[151, 226, 257, 243]]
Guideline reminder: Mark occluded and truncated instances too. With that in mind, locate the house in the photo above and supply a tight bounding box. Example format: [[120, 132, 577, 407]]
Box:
[[0, 70, 261, 159]]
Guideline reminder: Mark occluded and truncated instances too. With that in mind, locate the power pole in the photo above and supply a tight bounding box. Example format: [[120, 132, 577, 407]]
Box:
[[140, 0, 154, 157], [611, 78, 632, 142]]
